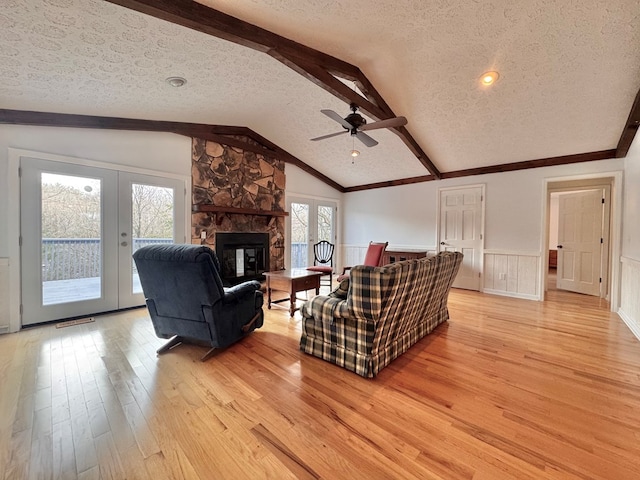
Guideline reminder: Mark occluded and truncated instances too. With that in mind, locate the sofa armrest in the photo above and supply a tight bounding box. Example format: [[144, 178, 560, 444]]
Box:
[[329, 278, 350, 299], [223, 280, 261, 304], [301, 295, 349, 323]]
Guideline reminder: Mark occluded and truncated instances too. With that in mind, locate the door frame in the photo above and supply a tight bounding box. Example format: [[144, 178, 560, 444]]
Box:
[[436, 183, 486, 291], [285, 194, 340, 271], [540, 171, 623, 311], [7, 148, 190, 332]]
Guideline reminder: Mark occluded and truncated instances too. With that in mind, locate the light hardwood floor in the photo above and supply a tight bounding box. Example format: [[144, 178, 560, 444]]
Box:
[[1, 286, 639, 480]]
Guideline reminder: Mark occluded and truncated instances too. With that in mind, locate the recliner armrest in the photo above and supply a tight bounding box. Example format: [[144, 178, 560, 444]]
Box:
[[223, 280, 262, 303]]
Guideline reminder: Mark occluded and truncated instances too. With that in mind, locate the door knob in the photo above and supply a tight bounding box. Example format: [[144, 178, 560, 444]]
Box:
[[440, 241, 446, 245], [557, 245, 563, 249], [121, 241, 128, 247]]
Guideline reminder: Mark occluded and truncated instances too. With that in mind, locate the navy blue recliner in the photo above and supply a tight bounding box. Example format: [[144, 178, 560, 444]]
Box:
[[133, 244, 264, 361]]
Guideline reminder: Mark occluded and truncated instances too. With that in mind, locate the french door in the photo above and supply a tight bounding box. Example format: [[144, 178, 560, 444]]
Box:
[[287, 197, 337, 269], [20, 158, 186, 325]]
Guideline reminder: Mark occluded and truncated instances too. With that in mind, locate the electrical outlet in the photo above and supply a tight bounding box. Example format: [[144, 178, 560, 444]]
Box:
[[200, 230, 207, 240]]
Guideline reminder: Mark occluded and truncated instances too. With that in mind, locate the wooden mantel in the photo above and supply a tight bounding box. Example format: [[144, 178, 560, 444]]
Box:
[[192, 204, 289, 225]]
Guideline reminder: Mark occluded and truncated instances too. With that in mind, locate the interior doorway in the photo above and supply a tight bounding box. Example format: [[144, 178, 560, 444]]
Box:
[[546, 178, 613, 300]]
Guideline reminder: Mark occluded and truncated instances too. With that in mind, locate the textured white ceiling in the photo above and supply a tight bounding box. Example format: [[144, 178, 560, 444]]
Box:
[[1, 0, 640, 188]]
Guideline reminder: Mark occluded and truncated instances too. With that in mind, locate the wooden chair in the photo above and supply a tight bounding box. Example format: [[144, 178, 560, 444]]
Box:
[[337, 241, 388, 282], [306, 240, 335, 290]]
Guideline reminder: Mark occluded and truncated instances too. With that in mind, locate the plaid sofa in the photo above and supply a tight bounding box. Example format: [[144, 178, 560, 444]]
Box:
[[300, 251, 463, 378]]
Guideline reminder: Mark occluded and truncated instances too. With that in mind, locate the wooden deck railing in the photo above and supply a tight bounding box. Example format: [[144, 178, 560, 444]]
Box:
[[41, 238, 172, 281]]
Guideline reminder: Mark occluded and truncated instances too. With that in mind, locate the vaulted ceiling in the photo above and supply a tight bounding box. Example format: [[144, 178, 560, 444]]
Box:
[[1, 0, 639, 191]]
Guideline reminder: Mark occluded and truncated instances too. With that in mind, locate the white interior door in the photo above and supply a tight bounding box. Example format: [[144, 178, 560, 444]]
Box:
[[287, 197, 337, 269], [438, 186, 484, 290], [556, 189, 604, 296], [21, 158, 185, 325]]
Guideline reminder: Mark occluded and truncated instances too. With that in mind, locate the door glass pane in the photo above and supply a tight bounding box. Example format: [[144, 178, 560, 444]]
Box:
[[131, 184, 175, 293], [291, 202, 309, 268], [41, 173, 102, 305], [317, 205, 333, 242]]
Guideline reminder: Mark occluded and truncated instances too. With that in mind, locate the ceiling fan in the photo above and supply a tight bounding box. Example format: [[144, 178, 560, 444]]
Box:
[[310, 103, 407, 147]]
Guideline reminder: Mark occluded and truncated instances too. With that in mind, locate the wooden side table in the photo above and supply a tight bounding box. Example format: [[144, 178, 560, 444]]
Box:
[[264, 269, 323, 317], [382, 249, 428, 265]]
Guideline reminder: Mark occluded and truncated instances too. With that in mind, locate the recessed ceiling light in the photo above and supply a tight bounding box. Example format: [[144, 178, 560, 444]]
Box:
[[480, 71, 499, 86], [166, 76, 187, 87]]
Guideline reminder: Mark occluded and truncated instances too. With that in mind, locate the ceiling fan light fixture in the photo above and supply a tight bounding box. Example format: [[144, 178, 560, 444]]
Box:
[[480, 71, 499, 86], [166, 76, 187, 87], [351, 149, 360, 157]]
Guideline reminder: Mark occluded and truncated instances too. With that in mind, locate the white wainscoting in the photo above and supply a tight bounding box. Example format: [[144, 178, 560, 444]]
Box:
[[0, 258, 9, 334], [619, 256, 640, 341], [341, 245, 369, 271], [483, 251, 540, 300]]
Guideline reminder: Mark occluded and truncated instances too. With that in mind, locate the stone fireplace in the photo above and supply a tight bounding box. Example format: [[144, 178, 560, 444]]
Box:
[[191, 137, 286, 283]]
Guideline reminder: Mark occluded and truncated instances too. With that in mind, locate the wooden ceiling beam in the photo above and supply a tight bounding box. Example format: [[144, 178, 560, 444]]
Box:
[[616, 86, 640, 158], [277, 57, 388, 120], [105, 0, 361, 79], [275, 55, 441, 178], [105, 0, 442, 179], [0, 109, 346, 193], [343, 149, 616, 192]]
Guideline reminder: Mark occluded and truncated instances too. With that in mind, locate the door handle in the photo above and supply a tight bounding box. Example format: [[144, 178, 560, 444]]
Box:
[[121, 241, 128, 247], [557, 245, 563, 249], [440, 241, 446, 245]]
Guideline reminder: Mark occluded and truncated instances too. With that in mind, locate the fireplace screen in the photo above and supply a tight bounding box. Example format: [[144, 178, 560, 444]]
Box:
[[216, 233, 269, 285]]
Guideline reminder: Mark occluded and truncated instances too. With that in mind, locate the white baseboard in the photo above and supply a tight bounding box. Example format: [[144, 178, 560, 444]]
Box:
[[618, 307, 640, 342], [482, 288, 540, 301]]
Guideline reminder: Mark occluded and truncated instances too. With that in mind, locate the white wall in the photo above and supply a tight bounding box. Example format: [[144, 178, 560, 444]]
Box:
[[343, 181, 437, 248], [285, 164, 343, 200], [619, 133, 640, 338], [622, 138, 640, 260], [343, 157, 626, 300], [344, 159, 624, 251]]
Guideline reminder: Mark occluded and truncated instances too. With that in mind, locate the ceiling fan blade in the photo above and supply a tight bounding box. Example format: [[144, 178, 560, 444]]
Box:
[[359, 116, 407, 131], [310, 130, 348, 141], [321, 109, 353, 129], [355, 131, 379, 147]]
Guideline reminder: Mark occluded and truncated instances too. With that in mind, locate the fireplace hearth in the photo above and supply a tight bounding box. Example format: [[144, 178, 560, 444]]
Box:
[[215, 232, 269, 286]]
